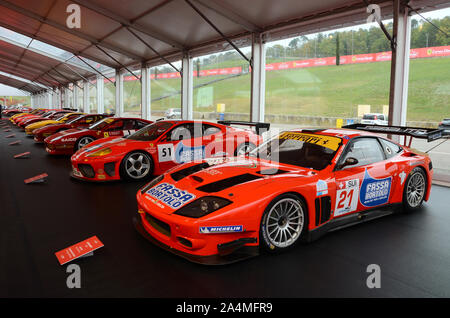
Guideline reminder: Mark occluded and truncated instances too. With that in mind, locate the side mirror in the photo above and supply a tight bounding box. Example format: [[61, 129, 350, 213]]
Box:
[[340, 157, 359, 169]]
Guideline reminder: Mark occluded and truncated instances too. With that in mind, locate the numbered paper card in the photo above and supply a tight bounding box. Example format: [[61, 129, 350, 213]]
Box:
[[158, 143, 175, 162], [334, 179, 360, 217]]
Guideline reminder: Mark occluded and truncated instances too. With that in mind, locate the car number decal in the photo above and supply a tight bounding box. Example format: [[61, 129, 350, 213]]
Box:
[[158, 143, 175, 162], [334, 179, 360, 217]]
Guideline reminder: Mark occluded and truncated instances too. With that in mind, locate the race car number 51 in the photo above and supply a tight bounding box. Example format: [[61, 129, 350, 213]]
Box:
[[158, 144, 174, 162]]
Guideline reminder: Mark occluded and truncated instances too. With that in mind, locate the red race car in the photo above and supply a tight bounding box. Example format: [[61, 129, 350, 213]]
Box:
[[70, 120, 268, 182], [44, 117, 153, 155], [133, 124, 443, 265], [17, 110, 71, 128], [33, 113, 112, 143]]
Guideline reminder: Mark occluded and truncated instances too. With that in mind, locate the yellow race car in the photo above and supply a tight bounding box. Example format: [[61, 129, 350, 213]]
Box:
[[25, 112, 84, 136]]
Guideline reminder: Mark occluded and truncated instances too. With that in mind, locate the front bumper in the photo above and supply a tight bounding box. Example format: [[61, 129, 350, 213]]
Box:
[[71, 158, 121, 181], [45, 143, 75, 155], [133, 216, 258, 265]]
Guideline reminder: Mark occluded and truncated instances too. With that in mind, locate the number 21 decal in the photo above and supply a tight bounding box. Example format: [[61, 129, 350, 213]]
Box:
[[334, 179, 360, 217]]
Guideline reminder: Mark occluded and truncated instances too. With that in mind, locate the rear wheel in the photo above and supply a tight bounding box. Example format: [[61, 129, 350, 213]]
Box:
[[76, 136, 95, 150], [120, 151, 153, 181], [403, 167, 427, 212], [260, 194, 307, 253], [235, 142, 256, 156]]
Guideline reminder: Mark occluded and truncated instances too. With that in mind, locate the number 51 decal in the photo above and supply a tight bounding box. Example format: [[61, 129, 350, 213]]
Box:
[[334, 179, 360, 217]]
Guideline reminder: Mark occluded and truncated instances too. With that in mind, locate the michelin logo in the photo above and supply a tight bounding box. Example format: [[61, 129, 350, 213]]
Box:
[[360, 170, 391, 207], [199, 225, 243, 234], [146, 183, 195, 209]]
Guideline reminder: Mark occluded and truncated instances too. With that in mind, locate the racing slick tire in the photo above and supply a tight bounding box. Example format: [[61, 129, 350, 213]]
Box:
[[260, 193, 308, 253], [402, 167, 427, 212], [120, 151, 154, 181], [76, 136, 95, 151], [235, 142, 256, 156]]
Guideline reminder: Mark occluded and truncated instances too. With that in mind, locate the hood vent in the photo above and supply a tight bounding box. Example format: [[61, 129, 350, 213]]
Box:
[[196, 173, 262, 193], [171, 162, 210, 181], [256, 169, 289, 176]]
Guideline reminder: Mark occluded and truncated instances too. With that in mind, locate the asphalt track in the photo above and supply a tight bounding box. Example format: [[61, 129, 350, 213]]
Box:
[[1, 118, 450, 297]]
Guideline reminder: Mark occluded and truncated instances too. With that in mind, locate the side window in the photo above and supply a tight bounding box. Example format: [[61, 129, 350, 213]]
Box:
[[123, 120, 135, 130], [107, 120, 123, 131], [84, 116, 95, 124], [340, 138, 385, 167], [203, 124, 221, 136], [379, 138, 402, 158], [168, 124, 193, 141], [378, 115, 384, 121], [135, 120, 149, 129]]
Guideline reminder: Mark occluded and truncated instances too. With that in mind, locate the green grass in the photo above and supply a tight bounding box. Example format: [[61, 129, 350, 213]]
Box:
[[120, 56, 450, 122]]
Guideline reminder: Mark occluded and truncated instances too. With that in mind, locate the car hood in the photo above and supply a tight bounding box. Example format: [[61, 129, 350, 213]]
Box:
[[27, 119, 60, 129], [139, 157, 315, 215], [45, 128, 87, 143], [72, 137, 130, 159]]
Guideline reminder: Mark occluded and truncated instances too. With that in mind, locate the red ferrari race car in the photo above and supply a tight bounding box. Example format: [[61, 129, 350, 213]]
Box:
[[33, 113, 112, 143], [44, 117, 153, 155], [70, 120, 268, 182], [133, 124, 443, 265], [17, 110, 73, 128]]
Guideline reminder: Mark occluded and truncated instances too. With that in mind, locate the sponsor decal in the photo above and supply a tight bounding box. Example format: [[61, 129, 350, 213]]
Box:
[[279, 132, 341, 151], [409, 160, 425, 166], [359, 169, 392, 207], [62, 137, 77, 142], [316, 179, 328, 196], [199, 225, 243, 234], [145, 182, 195, 209], [335, 178, 360, 217], [175, 143, 205, 164], [399, 171, 407, 185], [103, 132, 109, 138]]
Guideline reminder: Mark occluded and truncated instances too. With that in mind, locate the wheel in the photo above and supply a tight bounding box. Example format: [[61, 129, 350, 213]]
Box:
[[76, 136, 95, 150], [120, 151, 153, 181], [260, 193, 308, 253], [235, 142, 256, 156], [402, 167, 427, 212]]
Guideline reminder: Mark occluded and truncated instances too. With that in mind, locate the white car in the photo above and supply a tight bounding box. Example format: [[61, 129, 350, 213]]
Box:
[[360, 113, 388, 125], [165, 108, 181, 119]]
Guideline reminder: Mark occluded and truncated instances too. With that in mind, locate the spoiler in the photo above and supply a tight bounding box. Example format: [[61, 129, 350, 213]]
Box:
[[217, 120, 270, 135], [343, 123, 443, 146]]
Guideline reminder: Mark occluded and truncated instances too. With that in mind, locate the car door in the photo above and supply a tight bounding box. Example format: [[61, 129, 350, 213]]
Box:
[[333, 137, 396, 218], [102, 119, 124, 138]]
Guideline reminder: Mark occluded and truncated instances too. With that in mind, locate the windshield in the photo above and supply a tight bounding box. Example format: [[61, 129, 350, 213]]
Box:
[[88, 117, 115, 130], [126, 121, 173, 141], [250, 131, 342, 170]]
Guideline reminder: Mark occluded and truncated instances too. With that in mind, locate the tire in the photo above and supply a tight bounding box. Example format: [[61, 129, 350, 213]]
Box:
[[260, 193, 308, 253], [402, 167, 427, 212], [120, 151, 153, 181], [234, 142, 256, 156], [76, 136, 95, 150]]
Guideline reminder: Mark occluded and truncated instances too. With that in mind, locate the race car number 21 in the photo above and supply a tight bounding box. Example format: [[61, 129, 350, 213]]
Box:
[[334, 179, 360, 217]]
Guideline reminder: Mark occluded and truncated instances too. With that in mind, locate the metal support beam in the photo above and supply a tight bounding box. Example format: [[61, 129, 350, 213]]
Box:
[[181, 53, 193, 120], [75, 55, 115, 86], [250, 33, 266, 123], [73, 84, 79, 111], [83, 80, 90, 113], [97, 75, 104, 114], [141, 65, 151, 120], [388, 1, 411, 142], [115, 70, 123, 117]]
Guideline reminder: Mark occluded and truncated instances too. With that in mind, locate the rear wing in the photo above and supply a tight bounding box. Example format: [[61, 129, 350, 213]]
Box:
[[343, 123, 443, 146], [217, 120, 270, 135]]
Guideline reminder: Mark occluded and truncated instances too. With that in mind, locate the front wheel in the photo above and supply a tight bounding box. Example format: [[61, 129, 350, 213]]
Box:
[[260, 194, 307, 253], [402, 167, 427, 212], [120, 151, 153, 181], [76, 136, 95, 150]]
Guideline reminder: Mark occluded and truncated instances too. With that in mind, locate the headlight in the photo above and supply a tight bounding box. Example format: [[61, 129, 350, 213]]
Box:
[[87, 148, 112, 157], [141, 175, 164, 193], [174, 196, 232, 218]]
